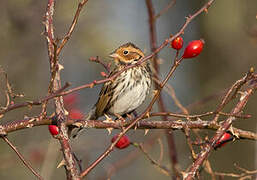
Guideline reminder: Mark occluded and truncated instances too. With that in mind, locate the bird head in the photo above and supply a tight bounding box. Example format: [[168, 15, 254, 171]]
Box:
[[109, 42, 144, 65]]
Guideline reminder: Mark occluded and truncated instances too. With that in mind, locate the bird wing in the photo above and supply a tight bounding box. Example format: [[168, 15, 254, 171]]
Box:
[[95, 81, 113, 118], [94, 68, 119, 118]]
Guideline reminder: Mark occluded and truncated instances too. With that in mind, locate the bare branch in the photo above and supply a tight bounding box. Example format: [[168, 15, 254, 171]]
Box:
[[56, 0, 89, 56], [133, 143, 171, 176], [0, 82, 70, 116], [2, 136, 43, 180], [185, 71, 256, 180], [145, 0, 179, 177], [154, 0, 176, 20], [44, 0, 80, 179]]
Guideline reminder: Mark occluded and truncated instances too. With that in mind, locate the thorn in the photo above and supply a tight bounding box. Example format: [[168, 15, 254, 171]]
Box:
[[103, 114, 114, 123], [204, 8, 208, 13], [72, 122, 83, 128], [239, 91, 248, 101], [64, 109, 69, 116], [229, 126, 239, 138], [152, 90, 158, 96], [144, 129, 149, 136], [89, 82, 94, 88], [26, 124, 33, 128], [57, 159, 66, 168], [134, 123, 138, 131], [126, 113, 133, 120], [58, 63, 64, 71], [146, 112, 150, 118], [106, 128, 113, 135], [249, 67, 254, 73]]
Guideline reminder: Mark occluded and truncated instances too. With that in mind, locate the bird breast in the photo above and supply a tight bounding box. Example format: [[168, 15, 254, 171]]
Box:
[[108, 67, 151, 115]]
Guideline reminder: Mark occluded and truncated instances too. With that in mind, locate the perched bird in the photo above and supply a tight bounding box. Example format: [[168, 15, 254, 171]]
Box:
[[72, 43, 152, 137]]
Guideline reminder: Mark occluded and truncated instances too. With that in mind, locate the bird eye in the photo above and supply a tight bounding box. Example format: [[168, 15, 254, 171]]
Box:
[[123, 50, 128, 55]]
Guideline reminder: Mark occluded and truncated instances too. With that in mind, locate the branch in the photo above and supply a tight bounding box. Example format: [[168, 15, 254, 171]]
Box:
[[145, 0, 179, 178], [1, 115, 256, 141], [89, 56, 111, 73], [184, 72, 256, 180], [56, 0, 89, 56], [133, 143, 171, 176], [0, 82, 70, 116], [2, 136, 43, 180], [154, 0, 176, 20], [37, 0, 216, 100], [44, 0, 79, 179]]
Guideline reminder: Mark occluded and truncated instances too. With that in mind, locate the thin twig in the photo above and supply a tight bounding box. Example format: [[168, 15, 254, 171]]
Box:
[[89, 56, 111, 73], [154, 0, 176, 20], [145, 0, 179, 178], [97, 133, 161, 180], [0, 82, 70, 116], [36, 0, 216, 101], [185, 71, 256, 180], [2, 136, 43, 180], [134, 143, 171, 176], [56, 0, 89, 56], [212, 70, 253, 123]]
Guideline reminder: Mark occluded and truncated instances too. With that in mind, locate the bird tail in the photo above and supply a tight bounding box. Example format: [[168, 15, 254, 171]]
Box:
[[71, 107, 96, 139]]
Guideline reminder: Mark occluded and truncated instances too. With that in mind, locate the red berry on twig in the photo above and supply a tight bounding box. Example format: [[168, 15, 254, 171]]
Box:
[[111, 134, 130, 149], [214, 132, 234, 150], [171, 36, 183, 50], [182, 39, 205, 58], [48, 125, 59, 136]]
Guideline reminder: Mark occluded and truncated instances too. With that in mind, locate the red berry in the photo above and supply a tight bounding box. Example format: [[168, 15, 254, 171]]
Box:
[[48, 125, 59, 136], [182, 39, 205, 58], [111, 134, 130, 149], [68, 109, 84, 119], [214, 132, 234, 150], [171, 36, 183, 50]]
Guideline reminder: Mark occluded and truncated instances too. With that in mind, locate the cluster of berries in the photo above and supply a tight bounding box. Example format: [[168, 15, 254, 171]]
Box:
[[171, 36, 205, 59]]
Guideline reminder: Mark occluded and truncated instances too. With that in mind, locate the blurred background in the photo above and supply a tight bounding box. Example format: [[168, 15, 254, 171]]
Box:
[[0, 0, 256, 179]]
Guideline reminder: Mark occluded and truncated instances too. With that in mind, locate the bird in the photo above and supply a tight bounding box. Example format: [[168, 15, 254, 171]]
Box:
[[72, 42, 152, 137]]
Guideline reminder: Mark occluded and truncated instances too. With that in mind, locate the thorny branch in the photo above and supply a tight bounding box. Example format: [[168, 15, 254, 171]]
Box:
[[17, 0, 216, 101], [44, 0, 82, 179], [1, 0, 256, 179], [1, 113, 257, 141], [184, 71, 257, 180]]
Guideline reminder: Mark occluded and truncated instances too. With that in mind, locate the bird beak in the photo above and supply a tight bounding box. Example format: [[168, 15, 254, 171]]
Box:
[[109, 52, 118, 58]]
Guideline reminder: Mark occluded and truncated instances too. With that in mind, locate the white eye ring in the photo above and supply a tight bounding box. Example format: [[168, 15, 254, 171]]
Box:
[[123, 50, 128, 55]]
